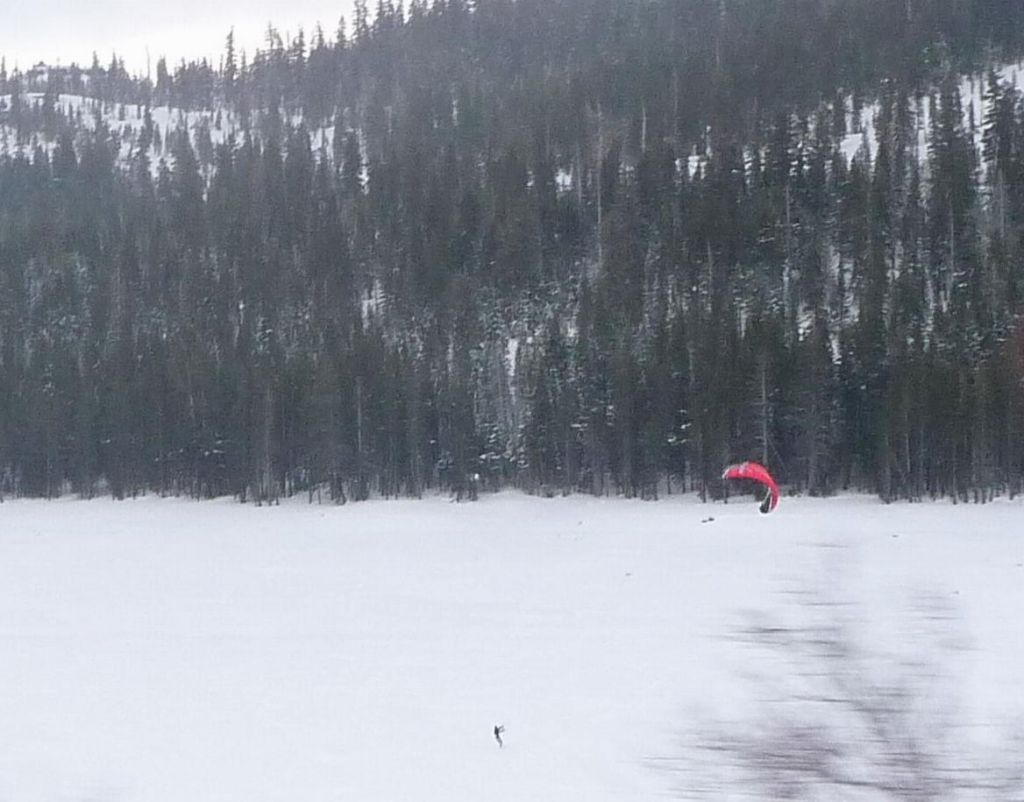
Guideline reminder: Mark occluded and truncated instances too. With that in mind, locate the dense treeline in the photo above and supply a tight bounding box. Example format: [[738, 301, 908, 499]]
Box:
[[1, 0, 1023, 503]]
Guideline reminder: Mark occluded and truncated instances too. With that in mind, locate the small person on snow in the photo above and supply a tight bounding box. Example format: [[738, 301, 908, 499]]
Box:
[[494, 724, 505, 748]]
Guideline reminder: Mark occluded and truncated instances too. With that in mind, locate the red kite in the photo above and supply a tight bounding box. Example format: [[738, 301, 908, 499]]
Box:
[[722, 461, 780, 514]]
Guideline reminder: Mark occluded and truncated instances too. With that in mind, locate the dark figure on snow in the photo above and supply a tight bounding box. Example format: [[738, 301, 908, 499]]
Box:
[[494, 724, 504, 748]]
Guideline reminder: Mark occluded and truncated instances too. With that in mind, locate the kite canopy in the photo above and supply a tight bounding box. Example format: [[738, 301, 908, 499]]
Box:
[[722, 461, 780, 514]]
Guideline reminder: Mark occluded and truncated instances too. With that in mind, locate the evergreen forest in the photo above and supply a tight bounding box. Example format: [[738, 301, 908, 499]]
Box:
[[1, 0, 1024, 503]]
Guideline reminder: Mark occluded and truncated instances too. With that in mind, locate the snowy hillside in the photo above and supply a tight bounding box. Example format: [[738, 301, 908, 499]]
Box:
[[1, 494, 1022, 800], [4, 56, 1024, 184], [0, 93, 336, 172], [840, 60, 1024, 163]]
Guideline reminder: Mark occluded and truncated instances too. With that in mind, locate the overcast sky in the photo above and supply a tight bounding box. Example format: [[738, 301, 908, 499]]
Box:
[[3, 1, 355, 74]]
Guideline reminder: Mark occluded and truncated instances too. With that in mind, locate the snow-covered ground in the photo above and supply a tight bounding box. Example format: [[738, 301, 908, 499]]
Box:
[[0, 492, 1022, 801]]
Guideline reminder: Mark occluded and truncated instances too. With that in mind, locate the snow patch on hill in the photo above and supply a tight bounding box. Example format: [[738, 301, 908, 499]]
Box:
[[0, 93, 336, 174], [841, 59, 1024, 165]]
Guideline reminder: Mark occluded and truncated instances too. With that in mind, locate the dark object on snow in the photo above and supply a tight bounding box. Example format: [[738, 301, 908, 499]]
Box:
[[494, 724, 504, 747]]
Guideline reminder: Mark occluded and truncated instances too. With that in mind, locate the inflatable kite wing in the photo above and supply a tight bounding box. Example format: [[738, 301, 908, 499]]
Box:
[[722, 461, 780, 514]]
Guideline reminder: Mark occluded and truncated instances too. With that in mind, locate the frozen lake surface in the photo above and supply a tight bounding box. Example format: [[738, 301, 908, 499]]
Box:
[[1, 492, 1022, 801]]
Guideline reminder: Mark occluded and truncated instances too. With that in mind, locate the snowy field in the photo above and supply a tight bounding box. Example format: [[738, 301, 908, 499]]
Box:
[[1, 492, 1022, 801]]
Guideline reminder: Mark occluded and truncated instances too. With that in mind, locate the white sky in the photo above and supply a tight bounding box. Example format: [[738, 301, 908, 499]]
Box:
[[3, 1, 356, 75]]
